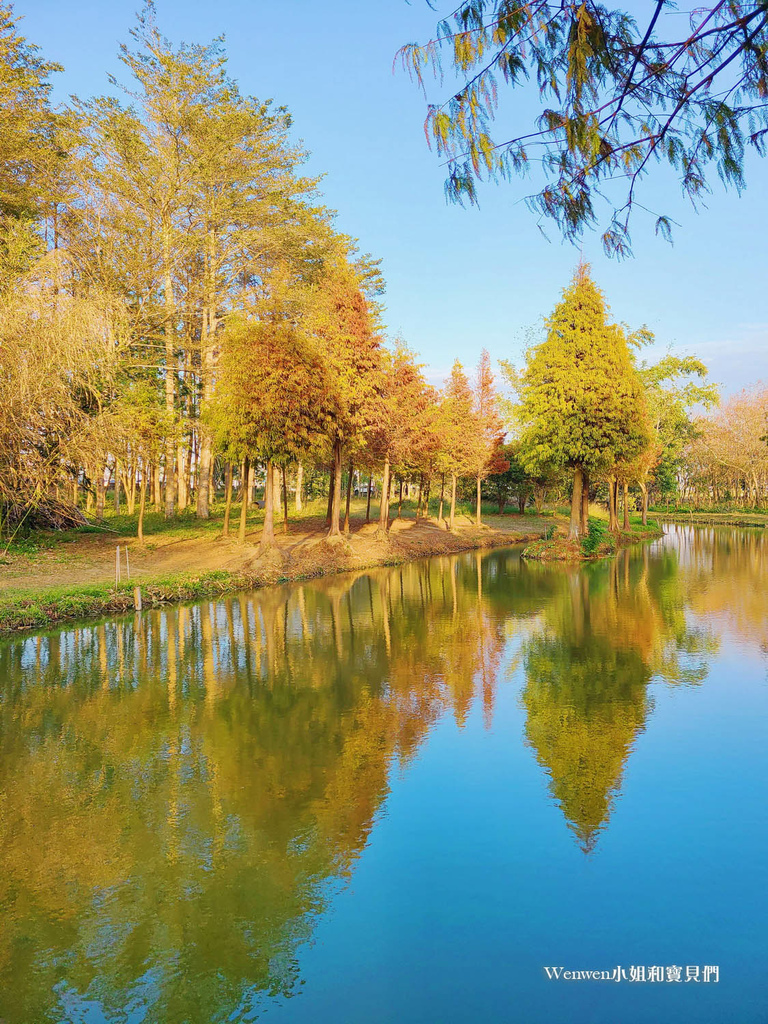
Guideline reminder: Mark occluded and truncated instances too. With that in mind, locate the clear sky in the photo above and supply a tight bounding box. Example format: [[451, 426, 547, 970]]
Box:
[[17, 0, 768, 396]]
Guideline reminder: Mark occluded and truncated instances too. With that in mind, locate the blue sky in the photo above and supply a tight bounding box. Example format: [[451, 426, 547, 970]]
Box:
[[18, 0, 768, 396]]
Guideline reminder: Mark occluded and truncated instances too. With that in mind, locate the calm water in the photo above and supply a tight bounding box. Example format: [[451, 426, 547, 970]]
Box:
[[0, 526, 766, 1024]]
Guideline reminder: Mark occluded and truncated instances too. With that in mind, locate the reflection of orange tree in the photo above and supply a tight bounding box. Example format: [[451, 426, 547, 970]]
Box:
[[520, 546, 718, 853], [0, 551, 511, 1022]]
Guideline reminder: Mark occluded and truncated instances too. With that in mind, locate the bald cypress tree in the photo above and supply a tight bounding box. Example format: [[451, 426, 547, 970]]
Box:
[[518, 265, 650, 538], [210, 312, 335, 551], [439, 360, 481, 530]]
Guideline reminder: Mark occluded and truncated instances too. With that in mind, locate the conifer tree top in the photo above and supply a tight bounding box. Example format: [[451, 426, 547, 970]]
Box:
[[518, 264, 650, 476]]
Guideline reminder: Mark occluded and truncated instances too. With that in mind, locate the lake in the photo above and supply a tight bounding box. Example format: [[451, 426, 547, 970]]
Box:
[[0, 526, 766, 1024]]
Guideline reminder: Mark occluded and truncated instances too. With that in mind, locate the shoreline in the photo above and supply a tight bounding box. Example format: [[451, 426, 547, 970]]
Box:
[[0, 523, 539, 638]]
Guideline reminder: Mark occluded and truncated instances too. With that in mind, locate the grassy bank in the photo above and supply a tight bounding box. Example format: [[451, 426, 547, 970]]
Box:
[[0, 520, 540, 637], [652, 510, 768, 528], [522, 516, 663, 562]]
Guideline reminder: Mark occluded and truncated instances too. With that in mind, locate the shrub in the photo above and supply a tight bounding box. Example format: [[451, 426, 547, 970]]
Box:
[[581, 517, 609, 555]]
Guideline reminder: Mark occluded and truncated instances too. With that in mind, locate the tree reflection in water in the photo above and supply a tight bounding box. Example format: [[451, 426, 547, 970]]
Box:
[[520, 545, 717, 853], [0, 529, 751, 1022]]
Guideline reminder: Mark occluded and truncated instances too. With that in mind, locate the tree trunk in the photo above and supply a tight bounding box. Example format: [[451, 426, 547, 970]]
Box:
[[449, 474, 457, 529], [416, 473, 424, 517], [196, 435, 213, 519], [326, 461, 335, 525], [608, 476, 619, 532], [237, 457, 250, 545], [282, 465, 289, 533], [622, 482, 629, 530], [366, 473, 373, 523], [196, 235, 218, 520], [518, 492, 526, 514], [581, 469, 590, 535], [85, 466, 94, 513], [114, 462, 121, 513], [569, 465, 583, 539], [476, 474, 482, 526], [137, 471, 147, 545], [273, 464, 281, 522], [165, 444, 177, 518], [223, 462, 233, 538], [176, 443, 187, 511], [95, 467, 106, 521], [125, 471, 136, 516], [260, 459, 276, 551], [248, 462, 256, 505], [438, 473, 445, 522], [162, 226, 177, 519], [153, 459, 163, 508], [640, 480, 648, 525], [295, 462, 304, 512], [188, 431, 196, 502], [397, 478, 403, 518], [378, 454, 391, 533], [344, 460, 353, 534], [328, 438, 343, 538]]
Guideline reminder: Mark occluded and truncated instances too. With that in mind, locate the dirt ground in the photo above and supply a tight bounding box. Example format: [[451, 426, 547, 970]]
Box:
[[0, 512, 548, 597]]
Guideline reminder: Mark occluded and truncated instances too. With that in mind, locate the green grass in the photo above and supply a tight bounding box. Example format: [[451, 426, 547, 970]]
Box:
[[0, 569, 243, 635]]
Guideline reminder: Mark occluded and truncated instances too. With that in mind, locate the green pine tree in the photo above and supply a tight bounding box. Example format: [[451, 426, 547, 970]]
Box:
[[518, 264, 650, 537]]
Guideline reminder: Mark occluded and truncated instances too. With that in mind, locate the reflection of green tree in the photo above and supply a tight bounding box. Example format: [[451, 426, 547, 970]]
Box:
[[520, 545, 718, 853], [523, 630, 651, 852], [0, 553, 509, 1024]]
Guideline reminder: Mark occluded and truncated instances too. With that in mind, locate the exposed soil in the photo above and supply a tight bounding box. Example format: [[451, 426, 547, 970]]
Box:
[[0, 512, 547, 600]]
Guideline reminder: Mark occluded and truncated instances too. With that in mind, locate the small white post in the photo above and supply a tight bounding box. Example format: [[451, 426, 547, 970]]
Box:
[[115, 545, 121, 584], [125, 546, 130, 580]]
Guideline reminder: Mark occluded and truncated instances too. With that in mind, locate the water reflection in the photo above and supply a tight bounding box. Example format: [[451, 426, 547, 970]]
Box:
[[0, 528, 762, 1022], [665, 523, 768, 651], [0, 554, 508, 1023], [520, 546, 717, 852]]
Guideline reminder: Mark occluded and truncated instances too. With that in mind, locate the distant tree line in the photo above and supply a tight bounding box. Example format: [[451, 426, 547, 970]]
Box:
[[675, 388, 768, 510]]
